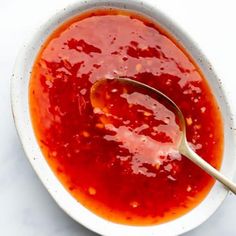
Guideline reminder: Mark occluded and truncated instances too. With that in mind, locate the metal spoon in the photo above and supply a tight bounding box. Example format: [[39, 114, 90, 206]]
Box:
[[90, 78, 236, 194]]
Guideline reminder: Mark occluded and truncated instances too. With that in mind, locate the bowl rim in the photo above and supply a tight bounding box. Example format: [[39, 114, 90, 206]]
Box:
[[11, 0, 236, 235]]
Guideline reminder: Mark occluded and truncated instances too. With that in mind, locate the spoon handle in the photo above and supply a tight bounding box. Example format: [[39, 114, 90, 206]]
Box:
[[180, 141, 236, 194]]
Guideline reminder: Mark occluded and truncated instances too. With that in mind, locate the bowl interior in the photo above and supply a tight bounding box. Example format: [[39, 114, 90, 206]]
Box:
[[11, 0, 236, 235]]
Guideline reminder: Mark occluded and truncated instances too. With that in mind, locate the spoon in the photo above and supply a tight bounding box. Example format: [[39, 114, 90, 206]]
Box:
[[90, 78, 236, 194]]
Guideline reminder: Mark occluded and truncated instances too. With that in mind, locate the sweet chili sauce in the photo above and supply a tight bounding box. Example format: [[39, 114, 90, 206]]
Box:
[[29, 9, 223, 225]]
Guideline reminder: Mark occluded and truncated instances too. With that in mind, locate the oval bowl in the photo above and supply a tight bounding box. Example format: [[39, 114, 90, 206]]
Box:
[[11, 0, 236, 235]]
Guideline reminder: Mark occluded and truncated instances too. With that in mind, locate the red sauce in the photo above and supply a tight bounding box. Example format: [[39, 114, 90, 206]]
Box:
[[29, 9, 223, 225]]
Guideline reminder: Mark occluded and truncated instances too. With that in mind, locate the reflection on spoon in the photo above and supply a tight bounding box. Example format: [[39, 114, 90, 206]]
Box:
[[91, 78, 182, 177]]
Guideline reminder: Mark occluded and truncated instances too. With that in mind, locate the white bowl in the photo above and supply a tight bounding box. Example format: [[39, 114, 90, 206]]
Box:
[[11, 0, 236, 235]]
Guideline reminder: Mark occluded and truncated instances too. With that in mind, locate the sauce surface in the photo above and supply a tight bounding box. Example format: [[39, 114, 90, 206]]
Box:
[[29, 9, 223, 225]]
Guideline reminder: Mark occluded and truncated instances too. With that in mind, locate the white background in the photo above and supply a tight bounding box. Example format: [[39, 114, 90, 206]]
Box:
[[0, 0, 236, 235]]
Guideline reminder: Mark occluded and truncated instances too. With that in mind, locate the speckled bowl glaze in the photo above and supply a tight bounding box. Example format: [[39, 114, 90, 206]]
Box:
[[11, 0, 236, 235]]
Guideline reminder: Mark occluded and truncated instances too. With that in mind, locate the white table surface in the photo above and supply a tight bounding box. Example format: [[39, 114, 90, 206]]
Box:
[[0, 0, 236, 235]]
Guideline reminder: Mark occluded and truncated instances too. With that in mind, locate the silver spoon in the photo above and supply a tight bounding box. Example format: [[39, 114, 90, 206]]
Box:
[[90, 78, 236, 194]]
